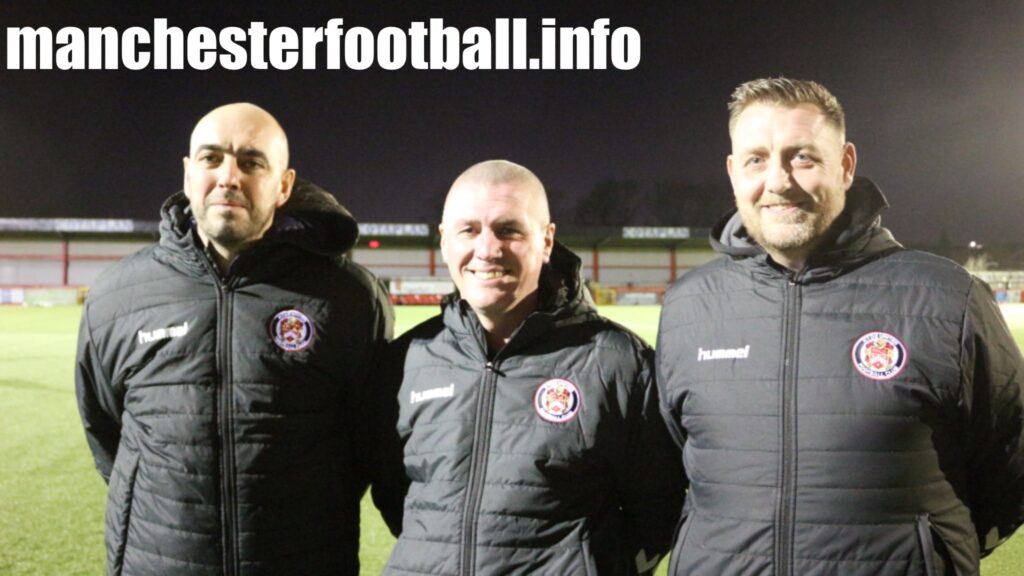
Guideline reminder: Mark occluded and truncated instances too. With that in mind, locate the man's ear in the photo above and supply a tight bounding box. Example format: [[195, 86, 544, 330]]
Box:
[[276, 169, 296, 208], [182, 157, 191, 198], [841, 142, 857, 189], [543, 222, 556, 263]]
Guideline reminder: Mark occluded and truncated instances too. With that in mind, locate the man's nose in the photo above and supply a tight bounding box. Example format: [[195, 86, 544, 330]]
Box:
[[764, 159, 792, 195], [473, 229, 502, 260], [216, 156, 241, 188]]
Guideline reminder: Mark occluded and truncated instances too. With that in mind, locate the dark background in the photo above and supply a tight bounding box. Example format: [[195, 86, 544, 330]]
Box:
[[2, 1, 1021, 245]]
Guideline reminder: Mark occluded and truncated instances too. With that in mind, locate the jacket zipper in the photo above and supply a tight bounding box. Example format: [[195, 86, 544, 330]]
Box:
[[775, 278, 801, 576], [200, 251, 240, 576], [459, 360, 500, 575], [213, 282, 239, 576]]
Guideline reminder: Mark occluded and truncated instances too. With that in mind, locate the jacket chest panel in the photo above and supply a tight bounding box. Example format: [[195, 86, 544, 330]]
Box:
[[676, 282, 962, 417], [117, 297, 217, 395], [488, 365, 594, 482], [670, 280, 964, 512], [118, 291, 351, 446], [400, 357, 593, 488]]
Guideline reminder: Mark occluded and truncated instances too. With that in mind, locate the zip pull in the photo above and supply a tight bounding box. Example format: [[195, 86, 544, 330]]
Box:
[[484, 361, 505, 376]]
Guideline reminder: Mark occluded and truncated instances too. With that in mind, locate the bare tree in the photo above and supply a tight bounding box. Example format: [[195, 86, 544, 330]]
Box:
[[574, 179, 644, 226], [652, 180, 733, 226]]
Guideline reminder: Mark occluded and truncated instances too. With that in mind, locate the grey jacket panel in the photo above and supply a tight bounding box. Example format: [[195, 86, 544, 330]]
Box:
[[657, 178, 1024, 576], [383, 243, 685, 575], [76, 180, 394, 576]]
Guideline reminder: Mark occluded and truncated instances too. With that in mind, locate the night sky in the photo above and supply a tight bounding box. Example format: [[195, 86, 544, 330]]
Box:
[[2, 2, 1021, 245]]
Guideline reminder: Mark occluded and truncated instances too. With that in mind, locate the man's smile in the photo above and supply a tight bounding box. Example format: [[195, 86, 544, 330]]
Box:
[[466, 268, 508, 280]]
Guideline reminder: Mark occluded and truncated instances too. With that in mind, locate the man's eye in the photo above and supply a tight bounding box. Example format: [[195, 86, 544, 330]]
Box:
[[746, 156, 764, 166], [199, 154, 219, 163]]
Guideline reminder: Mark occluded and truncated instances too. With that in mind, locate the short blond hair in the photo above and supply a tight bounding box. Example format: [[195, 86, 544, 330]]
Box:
[[446, 159, 550, 225], [728, 77, 845, 137]]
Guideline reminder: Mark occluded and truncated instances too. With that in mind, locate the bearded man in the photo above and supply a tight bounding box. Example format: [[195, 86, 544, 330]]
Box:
[[656, 78, 1024, 575]]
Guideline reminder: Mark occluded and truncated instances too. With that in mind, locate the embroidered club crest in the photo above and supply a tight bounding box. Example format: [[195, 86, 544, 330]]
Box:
[[851, 331, 907, 380], [270, 309, 315, 352], [534, 378, 581, 423]]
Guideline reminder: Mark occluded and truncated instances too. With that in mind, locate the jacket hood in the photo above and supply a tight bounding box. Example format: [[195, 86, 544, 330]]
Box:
[[156, 179, 360, 272], [273, 178, 360, 255], [709, 176, 902, 280], [538, 240, 595, 315]]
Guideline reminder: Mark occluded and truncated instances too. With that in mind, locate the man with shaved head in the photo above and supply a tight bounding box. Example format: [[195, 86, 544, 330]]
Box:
[[440, 160, 554, 348], [76, 103, 395, 575], [378, 160, 684, 575], [183, 103, 295, 271]]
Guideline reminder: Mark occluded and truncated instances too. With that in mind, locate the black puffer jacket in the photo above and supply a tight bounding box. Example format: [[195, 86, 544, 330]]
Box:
[[76, 181, 394, 575], [657, 178, 1024, 575], [380, 242, 684, 575]]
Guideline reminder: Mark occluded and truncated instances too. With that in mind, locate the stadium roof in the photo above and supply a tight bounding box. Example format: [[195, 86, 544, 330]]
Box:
[[0, 218, 711, 248]]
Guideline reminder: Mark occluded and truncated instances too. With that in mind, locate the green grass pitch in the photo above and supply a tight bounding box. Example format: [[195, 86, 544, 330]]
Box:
[[2, 304, 1023, 574]]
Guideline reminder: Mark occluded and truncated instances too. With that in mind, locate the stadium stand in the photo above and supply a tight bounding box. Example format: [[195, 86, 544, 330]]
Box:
[[2, 218, 719, 305]]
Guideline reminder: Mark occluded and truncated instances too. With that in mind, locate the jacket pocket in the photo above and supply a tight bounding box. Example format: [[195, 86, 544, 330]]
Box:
[[917, 513, 958, 576], [667, 511, 692, 575], [105, 448, 141, 576], [916, 514, 937, 576]]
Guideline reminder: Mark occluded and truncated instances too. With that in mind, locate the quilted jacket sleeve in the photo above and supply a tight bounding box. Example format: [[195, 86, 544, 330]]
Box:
[[366, 279, 407, 537], [961, 278, 1024, 555], [75, 303, 123, 484], [616, 342, 686, 574]]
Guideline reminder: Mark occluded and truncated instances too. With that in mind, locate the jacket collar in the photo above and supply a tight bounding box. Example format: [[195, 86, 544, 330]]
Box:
[[709, 177, 903, 281]]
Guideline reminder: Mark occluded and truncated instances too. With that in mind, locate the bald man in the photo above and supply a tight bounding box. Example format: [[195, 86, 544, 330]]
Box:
[[183, 103, 296, 272], [76, 103, 395, 575], [378, 160, 684, 575]]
